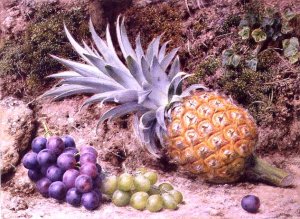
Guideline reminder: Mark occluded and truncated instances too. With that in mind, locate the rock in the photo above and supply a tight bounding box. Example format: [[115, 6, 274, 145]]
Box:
[[7, 196, 28, 211], [0, 97, 35, 175], [2, 16, 15, 30]]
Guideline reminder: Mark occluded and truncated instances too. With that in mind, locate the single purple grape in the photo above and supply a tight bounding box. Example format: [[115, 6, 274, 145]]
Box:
[[28, 169, 42, 181], [36, 177, 52, 197], [57, 153, 76, 171], [31, 136, 47, 153], [241, 195, 260, 213], [93, 175, 102, 189], [22, 152, 39, 170], [66, 188, 82, 206], [80, 163, 98, 179], [37, 149, 56, 167], [80, 146, 98, 157], [40, 165, 49, 176], [63, 169, 80, 189], [81, 190, 101, 210], [63, 147, 80, 162], [46, 165, 64, 182], [75, 175, 93, 193], [62, 136, 76, 148], [48, 181, 67, 200], [79, 152, 97, 164], [63, 147, 79, 155], [46, 136, 65, 156]]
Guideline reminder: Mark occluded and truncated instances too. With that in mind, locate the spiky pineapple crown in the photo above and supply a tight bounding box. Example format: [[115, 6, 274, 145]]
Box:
[[43, 17, 207, 157]]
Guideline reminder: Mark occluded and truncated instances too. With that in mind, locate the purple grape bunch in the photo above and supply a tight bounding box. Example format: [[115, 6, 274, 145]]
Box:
[[22, 135, 102, 210]]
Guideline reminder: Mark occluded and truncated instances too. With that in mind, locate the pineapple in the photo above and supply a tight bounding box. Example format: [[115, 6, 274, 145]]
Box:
[[43, 17, 292, 186]]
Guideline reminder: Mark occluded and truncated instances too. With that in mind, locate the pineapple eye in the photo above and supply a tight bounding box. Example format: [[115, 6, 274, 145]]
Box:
[[198, 121, 213, 137], [208, 133, 227, 150], [212, 112, 229, 127], [224, 128, 239, 141], [169, 120, 183, 137], [183, 112, 198, 127], [174, 138, 185, 150], [172, 105, 185, 119], [234, 140, 254, 157], [185, 99, 199, 109], [197, 146, 211, 158], [197, 104, 213, 118], [185, 129, 200, 145]]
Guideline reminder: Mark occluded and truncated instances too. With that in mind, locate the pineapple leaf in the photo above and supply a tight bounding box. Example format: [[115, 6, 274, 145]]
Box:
[[47, 71, 81, 79], [105, 25, 119, 58], [138, 90, 151, 104], [97, 102, 146, 126], [126, 56, 147, 86], [160, 48, 179, 71], [158, 41, 170, 62], [64, 24, 91, 64], [89, 19, 128, 73], [135, 34, 144, 62], [180, 84, 209, 97], [139, 111, 156, 129], [62, 77, 123, 91], [116, 17, 136, 60], [105, 65, 140, 89], [168, 56, 181, 80], [146, 35, 162, 63], [141, 57, 152, 83], [151, 56, 169, 86], [155, 123, 165, 147], [82, 41, 97, 56], [156, 106, 167, 131], [50, 55, 108, 79], [168, 72, 188, 100], [83, 53, 108, 75], [41, 85, 99, 98]]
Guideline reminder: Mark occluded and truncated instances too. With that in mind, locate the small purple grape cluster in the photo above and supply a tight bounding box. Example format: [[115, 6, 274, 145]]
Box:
[[22, 135, 102, 210]]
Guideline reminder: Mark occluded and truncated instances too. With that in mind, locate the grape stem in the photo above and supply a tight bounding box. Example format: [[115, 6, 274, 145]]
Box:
[[42, 121, 53, 138], [245, 155, 293, 187]]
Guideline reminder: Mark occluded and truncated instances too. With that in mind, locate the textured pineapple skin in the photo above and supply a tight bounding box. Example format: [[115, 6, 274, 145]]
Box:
[[166, 92, 258, 183]]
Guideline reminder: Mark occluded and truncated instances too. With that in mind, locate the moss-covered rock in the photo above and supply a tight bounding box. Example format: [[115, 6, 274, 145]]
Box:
[[218, 68, 274, 122], [0, 3, 89, 95], [188, 57, 220, 84], [124, 3, 184, 49]]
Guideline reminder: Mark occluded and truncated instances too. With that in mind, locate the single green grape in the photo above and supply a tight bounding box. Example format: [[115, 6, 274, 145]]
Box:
[[158, 183, 174, 193], [118, 173, 134, 192], [161, 193, 178, 210], [136, 167, 148, 174], [144, 171, 158, 185], [168, 190, 183, 204], [134, 175, 151, 192], [101, 175, 118, 195], [146, 194, 163, 212], [130, 192, 149, 210], [112, 190, 131, 207], [148, 186, 161, 195]]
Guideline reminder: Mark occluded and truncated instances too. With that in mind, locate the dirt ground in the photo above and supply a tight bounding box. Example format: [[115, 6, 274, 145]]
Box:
[[1, 0, 300, 218], [1, 97, 300, 219]]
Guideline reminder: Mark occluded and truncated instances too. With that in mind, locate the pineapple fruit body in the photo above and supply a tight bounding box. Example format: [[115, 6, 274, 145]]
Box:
[[43, 17, 291, 186], [166, 92, 257, 183]]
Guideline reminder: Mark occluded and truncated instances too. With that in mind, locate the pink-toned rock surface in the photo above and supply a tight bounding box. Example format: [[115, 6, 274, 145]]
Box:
[[0, 97, 35, 175], [1, 97, 300, 219]]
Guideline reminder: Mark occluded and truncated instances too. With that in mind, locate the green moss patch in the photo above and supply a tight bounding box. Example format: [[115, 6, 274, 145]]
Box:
[[124, 3, 185, 49], [0, 3, 89, 94]]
